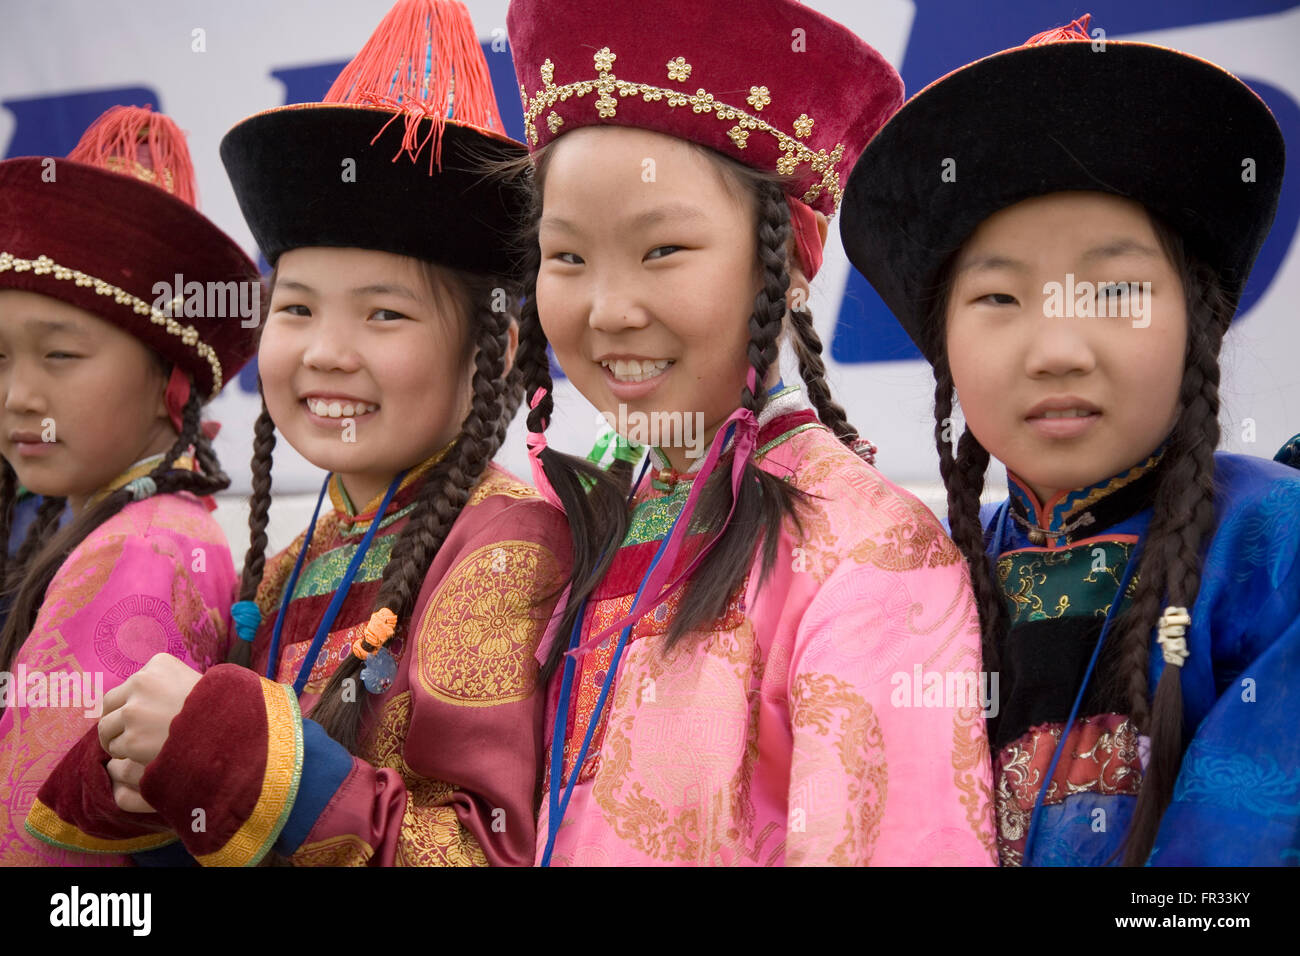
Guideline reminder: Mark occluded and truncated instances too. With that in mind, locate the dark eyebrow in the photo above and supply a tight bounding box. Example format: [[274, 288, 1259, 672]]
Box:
[[538, 216, 580, 235], [29, 319, 88, 337], [273, 279, 314, 294], [348, 283, 421, 302], [625, 203, 708, 230], [1078, 238, 1162, 264], [954, 254, 1030, 277], [540, 202, 708, 236], [273, 279, 421, 302]]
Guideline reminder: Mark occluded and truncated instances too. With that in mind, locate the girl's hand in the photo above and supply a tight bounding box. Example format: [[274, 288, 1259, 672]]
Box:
[[106, 757, 155, 813], [98, 653, 202, 768]]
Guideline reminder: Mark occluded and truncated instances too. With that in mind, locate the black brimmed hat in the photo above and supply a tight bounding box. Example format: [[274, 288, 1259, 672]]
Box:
[[220, 0, 528, 278], [839, 15, 1286, 363]]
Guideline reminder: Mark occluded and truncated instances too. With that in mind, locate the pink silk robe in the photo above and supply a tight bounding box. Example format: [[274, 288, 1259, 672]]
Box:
[[539, 404, 997, 866], [0, 491, 236, 864]]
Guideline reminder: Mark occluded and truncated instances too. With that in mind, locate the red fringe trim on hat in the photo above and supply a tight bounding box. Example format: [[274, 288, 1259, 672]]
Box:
[[1025, 13, 1093, 46], [324, 0, 503, 173], [67, 104, 198, 206]]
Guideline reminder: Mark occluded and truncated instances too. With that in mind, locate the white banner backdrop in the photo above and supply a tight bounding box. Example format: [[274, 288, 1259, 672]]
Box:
[[3, 1, 1298, 551]]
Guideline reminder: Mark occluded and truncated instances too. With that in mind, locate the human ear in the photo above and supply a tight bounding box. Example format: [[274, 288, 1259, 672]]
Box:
[[152, 361, 173, 425], [504, 321, 519, 377]]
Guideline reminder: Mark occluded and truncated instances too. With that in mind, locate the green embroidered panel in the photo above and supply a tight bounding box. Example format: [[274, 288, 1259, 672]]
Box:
[[996, 540, 1140, 628]]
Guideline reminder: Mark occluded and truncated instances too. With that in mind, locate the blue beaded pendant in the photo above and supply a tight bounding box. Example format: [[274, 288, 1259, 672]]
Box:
[[360, 647, 397, 694]]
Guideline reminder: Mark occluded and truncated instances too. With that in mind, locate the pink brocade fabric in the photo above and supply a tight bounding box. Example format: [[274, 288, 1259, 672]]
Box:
[[538, 424, 998, 866], [0, 493, 236, 864]]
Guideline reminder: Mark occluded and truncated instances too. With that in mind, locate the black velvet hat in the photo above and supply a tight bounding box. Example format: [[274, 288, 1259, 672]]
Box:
[[839, 15, 1286, 364], [220, 0, 528, 278]]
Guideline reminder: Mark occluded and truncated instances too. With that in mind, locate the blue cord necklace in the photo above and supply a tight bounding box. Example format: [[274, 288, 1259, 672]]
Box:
[[541, 383, 788, 864], [540, 455, 660, 867], [265, 470, 407, 697]]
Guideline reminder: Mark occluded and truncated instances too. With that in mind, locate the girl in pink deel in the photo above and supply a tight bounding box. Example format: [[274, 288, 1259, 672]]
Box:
[[0, 106, 258, 863], [505, 0, 997, 866]]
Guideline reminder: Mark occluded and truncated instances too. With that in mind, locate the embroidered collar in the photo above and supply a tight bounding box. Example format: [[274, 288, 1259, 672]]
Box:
[[328, 440, 455, 531], [647, 384, 816, 491], [86, 450, 197, 509], [1006, 445, 1166, 547]]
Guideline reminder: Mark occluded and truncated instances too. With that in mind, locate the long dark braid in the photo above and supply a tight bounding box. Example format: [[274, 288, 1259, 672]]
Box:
[[227, 395, 276, 669], [0, 385, 229, 679], [518, 280, 632, 682], [308, 281, 517, 753], [0, 462, 19, 594], [12, 496, 68, 569], [931, 349, 1005, 670], [664, 179, 806, 650], [1110, 247, 1229, 865], [787, 305, 859, 447]]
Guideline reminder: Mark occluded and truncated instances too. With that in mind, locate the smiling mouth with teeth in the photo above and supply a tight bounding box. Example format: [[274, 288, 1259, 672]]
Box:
[[601, 358, 674, 383], [305, 398, 379, 419]]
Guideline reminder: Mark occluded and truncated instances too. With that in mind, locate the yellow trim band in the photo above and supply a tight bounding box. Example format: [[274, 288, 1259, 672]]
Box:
[[195, 679, 304, 867], [24, 797, 178, 855]]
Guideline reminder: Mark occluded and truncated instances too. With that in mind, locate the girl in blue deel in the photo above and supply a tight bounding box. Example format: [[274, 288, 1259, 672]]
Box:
[[841, 16, 1299, 866]]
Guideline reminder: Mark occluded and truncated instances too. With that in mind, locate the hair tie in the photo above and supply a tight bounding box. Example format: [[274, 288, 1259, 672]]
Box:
[[525, 386, 564, 509], [354, 607, 399, 695], [849, 437, 878, 466], [352, 607, 398, 660], [124, 476, 157, 502], [1156, 606, 1191, 667], [230, 600, 263, 644]]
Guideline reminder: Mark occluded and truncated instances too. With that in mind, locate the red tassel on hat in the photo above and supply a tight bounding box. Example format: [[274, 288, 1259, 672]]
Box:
[[324, 0, 504, 173], [67, 105, 198, 206], [1025, 13, 1092, 46]]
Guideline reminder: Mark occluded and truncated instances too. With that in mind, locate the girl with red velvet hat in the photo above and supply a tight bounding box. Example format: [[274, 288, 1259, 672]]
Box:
[[0, 105, 259, 863], [507, 0, 997, 865], [27, 0, 571, 867], [840, 15, 1298, 865]]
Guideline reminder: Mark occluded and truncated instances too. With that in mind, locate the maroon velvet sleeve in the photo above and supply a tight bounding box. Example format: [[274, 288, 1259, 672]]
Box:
[[26, 724, 175, 854], [136, 663, 303, 866]]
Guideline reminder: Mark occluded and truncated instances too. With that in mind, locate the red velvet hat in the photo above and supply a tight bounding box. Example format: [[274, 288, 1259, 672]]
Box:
[[839, 15, 1287, 363], [0, 106, 260, 400], [507, 0, 903, 269], [220, 0, 529, 277]]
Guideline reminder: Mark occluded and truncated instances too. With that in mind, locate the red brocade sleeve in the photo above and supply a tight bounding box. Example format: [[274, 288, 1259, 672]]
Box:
[[286, 497, 569, 866]]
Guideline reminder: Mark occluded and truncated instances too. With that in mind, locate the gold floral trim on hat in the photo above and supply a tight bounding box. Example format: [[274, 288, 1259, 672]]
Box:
[[102, 156, 178, 195], [0, 251, 223, 398], [519, 46, 846, 211]]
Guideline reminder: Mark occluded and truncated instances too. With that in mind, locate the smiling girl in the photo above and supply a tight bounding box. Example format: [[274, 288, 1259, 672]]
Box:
[[26, 0, 570, 867], [841, 16, 1300, 865], [0, 105, 258, 863], [506, 0, 996, 866]]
